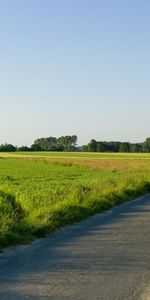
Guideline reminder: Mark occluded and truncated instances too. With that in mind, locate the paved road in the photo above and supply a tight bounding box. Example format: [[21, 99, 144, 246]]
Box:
[[0, 195, 150, 300]]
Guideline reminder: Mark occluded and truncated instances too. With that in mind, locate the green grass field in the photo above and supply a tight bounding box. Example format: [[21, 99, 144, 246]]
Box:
[[1, 151, 150, 159], [0, 152, 150, 250]]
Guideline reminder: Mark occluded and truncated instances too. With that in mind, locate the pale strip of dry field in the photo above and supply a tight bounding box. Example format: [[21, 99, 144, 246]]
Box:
[[42, 158, 150, 171]]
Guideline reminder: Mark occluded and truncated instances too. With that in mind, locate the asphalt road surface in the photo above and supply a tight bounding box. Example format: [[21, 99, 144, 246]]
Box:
[[0, 195, 150, 300]]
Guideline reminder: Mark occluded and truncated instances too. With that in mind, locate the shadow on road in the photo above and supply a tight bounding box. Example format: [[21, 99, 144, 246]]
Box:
[[0, 194, 150, 299]]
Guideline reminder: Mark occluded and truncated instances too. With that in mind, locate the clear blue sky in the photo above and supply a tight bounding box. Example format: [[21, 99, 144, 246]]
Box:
[[0, 0, 150, 146]]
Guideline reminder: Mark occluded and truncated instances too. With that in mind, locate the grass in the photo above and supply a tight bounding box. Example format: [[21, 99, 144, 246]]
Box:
[[0, 151, 150, 159], [0, 154, 150, 250]]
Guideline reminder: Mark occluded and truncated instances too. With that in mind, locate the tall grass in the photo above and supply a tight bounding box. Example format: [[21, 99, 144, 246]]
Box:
[[0, 158, 150, 250]]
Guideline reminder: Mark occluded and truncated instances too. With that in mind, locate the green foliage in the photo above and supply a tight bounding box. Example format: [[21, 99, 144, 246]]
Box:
[[0, 144, 16, 152], [130, 143, 142, 153], [0, 158, 150, 250], [119, 142, 130, 152], [81, 140, 144, 153], [143, 137, 150, 152], [1, 136, 150, 153], [30, 144, 42, 151], [33, 135, 78, 151], [87, 139, 97, 152], [17, 146, 31, 152]]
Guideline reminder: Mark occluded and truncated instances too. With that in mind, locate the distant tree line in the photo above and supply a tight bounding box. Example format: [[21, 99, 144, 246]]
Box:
[[0, 136, 150, 153], [81, 137, 150, 153], [0, 135, 78, 152], [31, 135, 78, 151]]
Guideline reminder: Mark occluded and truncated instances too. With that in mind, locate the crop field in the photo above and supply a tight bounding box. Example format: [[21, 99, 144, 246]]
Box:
[[1, 151, 150, 159], [0, 152, 150, 250]]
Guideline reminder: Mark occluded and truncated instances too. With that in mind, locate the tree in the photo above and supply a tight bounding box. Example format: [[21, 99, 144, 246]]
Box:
[[71, 135, 78, 146], [119, 143, 130, 152], [57, 135, 77, 151], [33, 137, 57, 151], [88, 139, 97, 152], [143, 137, 150, 152], [130, 143, 143, 153], [0, 144, 16, 152], [97, 142, 105, 152], [17, 146, 31, 152], [81, 145, 88, 152], [31, 144, 42, 151], [32, 135, 78, 151]]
